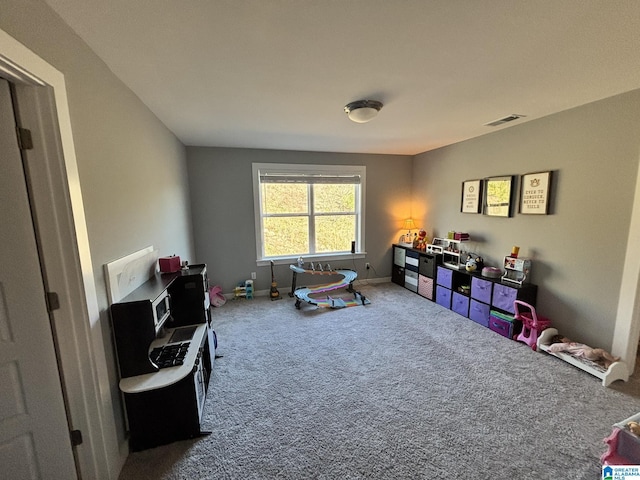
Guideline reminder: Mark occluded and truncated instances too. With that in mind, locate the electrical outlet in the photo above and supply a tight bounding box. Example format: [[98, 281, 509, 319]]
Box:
[[365, 262, 370, 270], [251, 272, 256, 279]]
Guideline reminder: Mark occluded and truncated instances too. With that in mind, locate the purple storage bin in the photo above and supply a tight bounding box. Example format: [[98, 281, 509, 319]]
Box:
[[436, 266, 453, 288], [452, 292, 469, 317], [492, 283, 518, 313], [436, 285, 451, 308], [471, 277, 493, 304], [469, 299, 490, 327], [489, 313, 514, 338]]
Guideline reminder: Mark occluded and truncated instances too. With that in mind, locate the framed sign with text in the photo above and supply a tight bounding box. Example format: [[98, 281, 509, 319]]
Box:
[[520, 171, 552, 214], [484, 175, 515, 217], [461, 179, 483, 213]]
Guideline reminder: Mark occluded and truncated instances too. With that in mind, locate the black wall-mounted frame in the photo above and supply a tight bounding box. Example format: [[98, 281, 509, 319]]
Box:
[[484, 175, 515, 217], [461, 179, 483, 214], [520, 171, 552, 214]]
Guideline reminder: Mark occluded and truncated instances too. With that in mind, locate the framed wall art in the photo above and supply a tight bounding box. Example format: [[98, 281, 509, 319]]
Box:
[[520, 171, 552, 214], [484, 175, 515, 217], [461, 179, 483, 213]]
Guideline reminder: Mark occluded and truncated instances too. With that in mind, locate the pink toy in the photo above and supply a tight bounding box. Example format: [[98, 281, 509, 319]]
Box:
[[513, 300, 551, 351]]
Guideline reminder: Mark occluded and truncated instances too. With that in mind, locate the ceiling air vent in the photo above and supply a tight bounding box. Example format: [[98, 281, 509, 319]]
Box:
[[484, 114, 526, 127]]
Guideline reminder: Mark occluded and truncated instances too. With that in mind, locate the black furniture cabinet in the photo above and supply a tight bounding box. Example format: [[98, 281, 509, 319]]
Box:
[[168, 264, 210, 327], [110, 264, 215, 451], [391, 245, 406, 287], [392, 243, 538, 338], [435, 264, 537, 328], [168, 264, 218, 353], [392, 244, 441, 300], [120, 324, 211, 451], [111, 273, 176, 378], [417, 250, 440, 300]]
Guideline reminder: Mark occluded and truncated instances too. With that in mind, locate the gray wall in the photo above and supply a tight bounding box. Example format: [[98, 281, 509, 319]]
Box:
[[1, 0, 195, 473], [5, 1, 639, 474], [413, 89, 640, 349], [186, 147, 412, 293]]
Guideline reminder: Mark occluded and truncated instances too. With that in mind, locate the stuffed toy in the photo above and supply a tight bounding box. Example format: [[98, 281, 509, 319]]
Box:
[[465, 255, 484, 273], [547, 337, 620, 369], [627, 421, 640, 436], [415, 229, 428, 251]]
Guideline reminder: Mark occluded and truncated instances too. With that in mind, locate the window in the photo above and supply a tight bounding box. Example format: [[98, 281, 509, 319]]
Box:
[[252, 163, 366, 264]]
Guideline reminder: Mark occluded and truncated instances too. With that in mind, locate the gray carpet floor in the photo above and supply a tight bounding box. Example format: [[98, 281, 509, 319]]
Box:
[[118, 282, 640, 479]]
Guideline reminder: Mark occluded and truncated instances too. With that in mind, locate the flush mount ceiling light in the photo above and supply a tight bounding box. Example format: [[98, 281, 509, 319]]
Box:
[[344, 100, 383, 123]]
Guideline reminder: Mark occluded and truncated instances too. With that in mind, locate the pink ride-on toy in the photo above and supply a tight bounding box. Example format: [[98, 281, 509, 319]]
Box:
[[513, 300, 551, 351]]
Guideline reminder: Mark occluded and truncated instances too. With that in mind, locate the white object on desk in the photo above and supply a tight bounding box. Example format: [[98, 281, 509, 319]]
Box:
[[104, 246, 159, 304]]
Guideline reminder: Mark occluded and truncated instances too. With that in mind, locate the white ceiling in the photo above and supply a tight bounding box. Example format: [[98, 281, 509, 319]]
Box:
[[44, 0, 640, 155]]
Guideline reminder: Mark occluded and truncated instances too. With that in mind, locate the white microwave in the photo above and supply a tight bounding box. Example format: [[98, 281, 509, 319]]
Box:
[[152, 289, 171, 332]]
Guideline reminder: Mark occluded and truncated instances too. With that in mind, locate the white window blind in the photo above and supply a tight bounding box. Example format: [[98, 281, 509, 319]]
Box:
[[252, 163, 366, 263]]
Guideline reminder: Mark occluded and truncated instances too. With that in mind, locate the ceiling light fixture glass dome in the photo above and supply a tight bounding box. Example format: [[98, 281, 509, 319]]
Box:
[[344, 100, 383, 123]]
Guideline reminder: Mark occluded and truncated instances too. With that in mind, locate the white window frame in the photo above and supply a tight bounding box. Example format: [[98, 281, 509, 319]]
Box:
[[252, 163, 366, 266]]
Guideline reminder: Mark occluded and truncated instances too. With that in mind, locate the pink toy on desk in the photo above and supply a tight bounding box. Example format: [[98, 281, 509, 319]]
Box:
[[513, 300, 551, 351]]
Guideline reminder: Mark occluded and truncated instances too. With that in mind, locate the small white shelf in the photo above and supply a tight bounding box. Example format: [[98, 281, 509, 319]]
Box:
[[430, 237, 468, 270], [537, 328, 629, 387]]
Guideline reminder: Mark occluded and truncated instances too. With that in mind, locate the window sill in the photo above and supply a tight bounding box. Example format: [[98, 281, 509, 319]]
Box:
[[257, 252, 366, 267]]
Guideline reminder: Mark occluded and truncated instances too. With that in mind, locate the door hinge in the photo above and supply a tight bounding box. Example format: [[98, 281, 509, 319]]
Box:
[[46, 291, 60, 312], [16, 127, 33, 150], [70, 430, 83, 447]]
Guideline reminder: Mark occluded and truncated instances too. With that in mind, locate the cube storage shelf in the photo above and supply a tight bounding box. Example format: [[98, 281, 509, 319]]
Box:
[[392, 244, 440, 301], [393, 244, 538, 339]]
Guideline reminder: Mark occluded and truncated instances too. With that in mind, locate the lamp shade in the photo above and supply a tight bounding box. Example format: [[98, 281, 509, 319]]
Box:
[[402, 218, 417, 230], [344, 100, 383, 123]]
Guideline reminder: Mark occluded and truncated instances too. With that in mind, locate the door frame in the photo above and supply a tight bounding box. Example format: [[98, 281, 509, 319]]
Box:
[[612, 158, 640, 373], [0, 30, 116, 479]]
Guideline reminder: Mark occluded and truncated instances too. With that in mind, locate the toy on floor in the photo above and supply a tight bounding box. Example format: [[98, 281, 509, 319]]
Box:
[[513, 300, 550, 351], [270, 260, 281, 301], [234, 280, 253, 299], [538, 327, 629, 387], [208, 285, 226, 307], [546, 336, 620, 369], [288, 265, 369, 309]]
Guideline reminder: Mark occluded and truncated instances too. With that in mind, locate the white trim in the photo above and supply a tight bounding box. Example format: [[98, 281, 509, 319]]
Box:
[[612, 150, 640, 373], [0, 30, 116, 479], [252, 163, 367, 262], [104, 246, 157, 304], [257, 252, 366, 267]]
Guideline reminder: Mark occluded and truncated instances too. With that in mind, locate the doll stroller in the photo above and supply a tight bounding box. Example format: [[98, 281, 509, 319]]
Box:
[[513, 300, 551, 351]]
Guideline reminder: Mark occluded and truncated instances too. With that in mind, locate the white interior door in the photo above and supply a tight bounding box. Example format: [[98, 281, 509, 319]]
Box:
[[0, 78, 77, 479]]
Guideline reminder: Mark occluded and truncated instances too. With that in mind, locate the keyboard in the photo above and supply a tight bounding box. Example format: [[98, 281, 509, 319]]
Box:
[[150, 342, 190, 369]]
